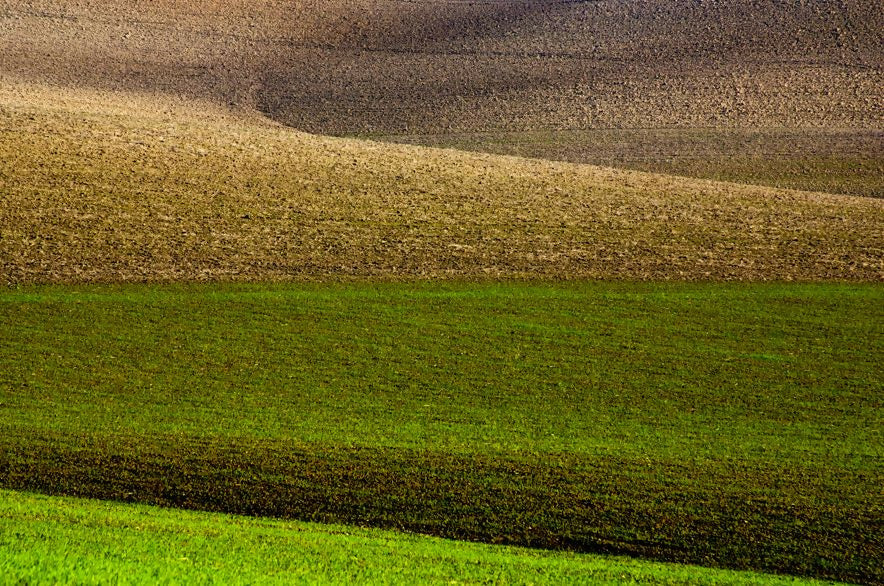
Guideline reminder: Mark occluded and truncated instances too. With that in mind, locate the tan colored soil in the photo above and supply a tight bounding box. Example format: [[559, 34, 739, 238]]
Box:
[[0, 2, 882, 283], [2, 0, 881, 195], [1, 82, 881, 283]]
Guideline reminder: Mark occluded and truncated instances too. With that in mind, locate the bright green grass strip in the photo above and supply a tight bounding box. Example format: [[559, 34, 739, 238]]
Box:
[[0, 489, 842, 586]]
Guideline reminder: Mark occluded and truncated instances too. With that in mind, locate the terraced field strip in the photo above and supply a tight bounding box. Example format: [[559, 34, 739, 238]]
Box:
[[0, 489, 851, 585], [1, 282, 881, 583], [1, 81, 882, 284]]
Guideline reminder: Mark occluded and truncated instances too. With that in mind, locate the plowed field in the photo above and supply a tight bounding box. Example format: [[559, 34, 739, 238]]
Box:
[[1, 82, 881, 283], [2, 0, 881, 194]]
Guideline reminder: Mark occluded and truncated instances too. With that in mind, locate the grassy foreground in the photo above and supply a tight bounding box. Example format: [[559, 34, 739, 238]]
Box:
[[0, 490, 848, 586], [1, 282, 881, 583]]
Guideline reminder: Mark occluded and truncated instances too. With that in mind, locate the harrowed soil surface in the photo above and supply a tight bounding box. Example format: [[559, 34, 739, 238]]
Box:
[[1, 81, 882, 284], [376, 128, 884, 199]]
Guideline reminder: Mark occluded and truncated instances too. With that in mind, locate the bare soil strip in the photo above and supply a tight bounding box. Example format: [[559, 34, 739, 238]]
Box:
[[1, 82, 882, 284], [371, 129, 884, 198]]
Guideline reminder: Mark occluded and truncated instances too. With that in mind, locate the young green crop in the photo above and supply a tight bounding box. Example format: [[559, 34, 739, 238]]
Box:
[[1, 282, 881, 583], [0, 489, 849, 585]]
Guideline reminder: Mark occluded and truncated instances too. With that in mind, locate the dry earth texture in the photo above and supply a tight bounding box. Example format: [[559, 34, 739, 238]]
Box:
[[1, 81, 881, 283], [0, 0, 882, 283], [3, 0, 880, 131], [1, 0, 882, 195]]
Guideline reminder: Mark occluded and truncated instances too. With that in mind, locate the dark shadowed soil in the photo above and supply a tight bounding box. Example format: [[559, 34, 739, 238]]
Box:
[[2, 0, 881, 193]]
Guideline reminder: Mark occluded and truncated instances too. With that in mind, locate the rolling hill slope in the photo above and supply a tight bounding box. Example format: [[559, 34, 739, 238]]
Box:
[[0, 3, 882, 582], [3, 0, 880, 131], [1, 0, 881, 194]]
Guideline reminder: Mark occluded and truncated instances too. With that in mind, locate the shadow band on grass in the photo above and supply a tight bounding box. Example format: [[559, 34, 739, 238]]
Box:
[[1, 433, 879, 585]]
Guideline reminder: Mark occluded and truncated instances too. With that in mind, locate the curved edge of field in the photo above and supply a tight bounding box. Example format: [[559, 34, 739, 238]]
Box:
[[0, 489, 849, 586], [1, 79, 882, 284]]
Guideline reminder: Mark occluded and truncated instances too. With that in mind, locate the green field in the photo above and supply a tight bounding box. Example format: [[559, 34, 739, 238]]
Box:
[[1, 282, 881, 583], [0, 489, 849, 585]]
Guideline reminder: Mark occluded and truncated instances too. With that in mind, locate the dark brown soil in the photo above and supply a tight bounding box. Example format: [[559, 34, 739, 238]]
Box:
[[2, 0, 880, 134]]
